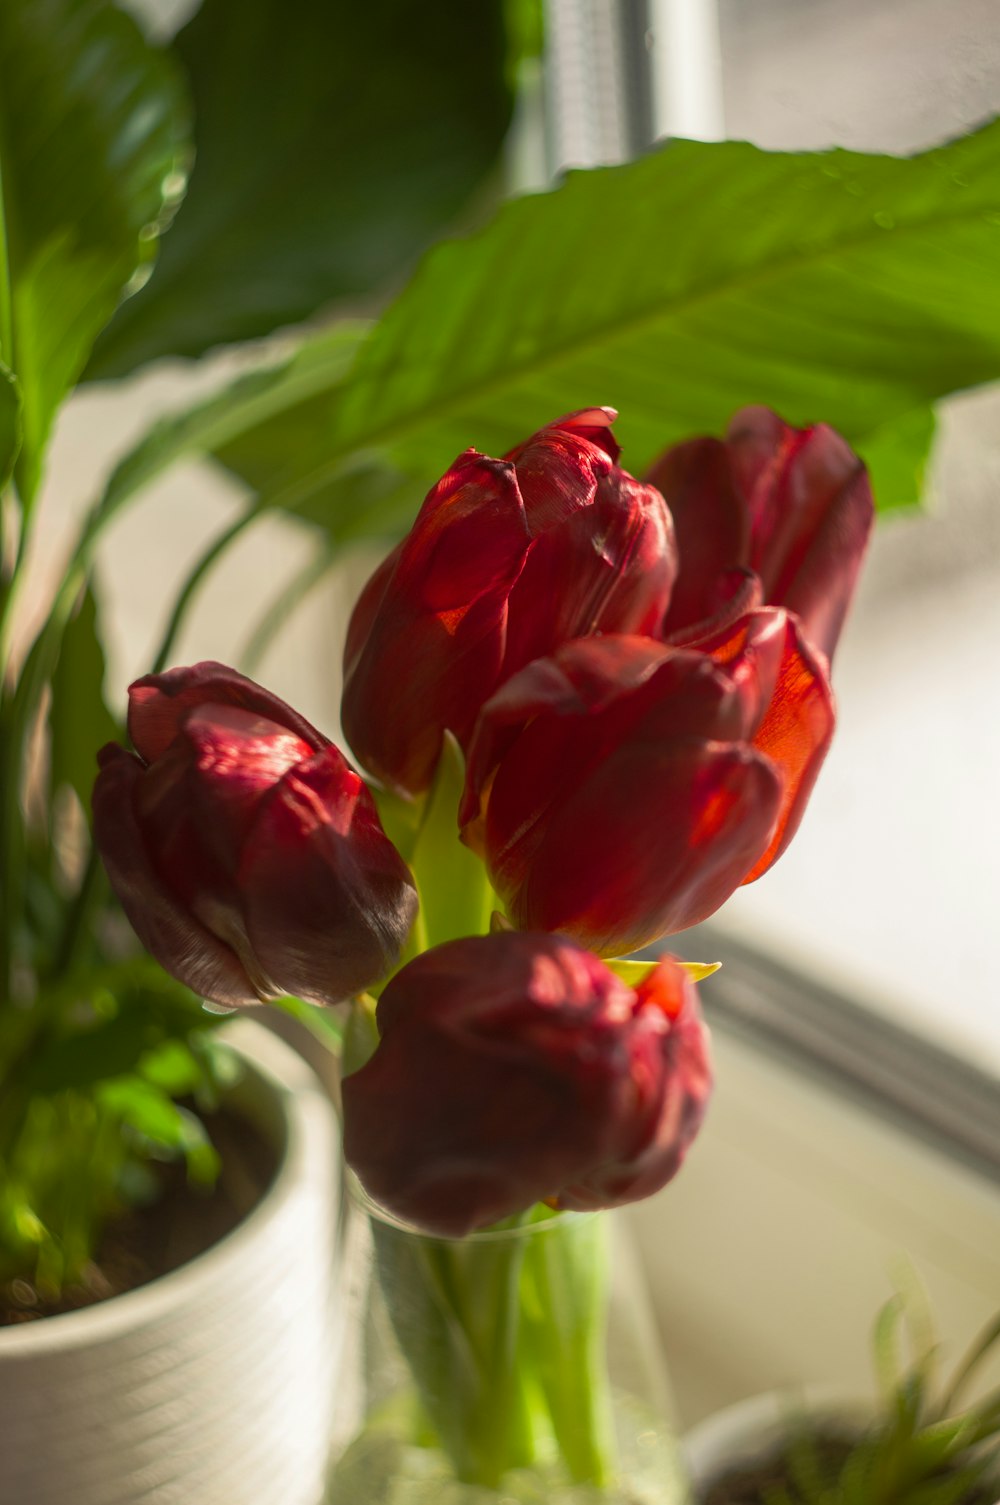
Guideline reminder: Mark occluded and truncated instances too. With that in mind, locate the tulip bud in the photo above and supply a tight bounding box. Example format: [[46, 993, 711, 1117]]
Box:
[[645, 407, 873, 662], [460, 614, 834, 957], [342, 409, 676, 796], [342, 933, 711, 1237], [93, 662, 418, 1009]]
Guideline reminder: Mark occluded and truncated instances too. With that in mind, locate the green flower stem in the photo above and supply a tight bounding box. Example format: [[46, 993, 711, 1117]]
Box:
[[520, 1212, 617, 1487], [372, 1213, 542, 1488]]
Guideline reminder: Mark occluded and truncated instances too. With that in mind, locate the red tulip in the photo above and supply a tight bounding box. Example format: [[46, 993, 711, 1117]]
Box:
[[341, 409, 676, 795], [342, 933, 711, 1237], [93, 662, 418, 1009], [460, 611, 834, 956], [645, 407, 873, 662]]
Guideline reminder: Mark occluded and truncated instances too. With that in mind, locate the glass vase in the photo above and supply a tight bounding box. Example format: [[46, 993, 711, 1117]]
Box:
[[327, 1185, 692, 1504]]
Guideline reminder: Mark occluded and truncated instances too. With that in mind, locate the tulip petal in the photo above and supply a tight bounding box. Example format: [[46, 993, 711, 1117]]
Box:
[[239, 745, 418, 1005], [645, 436, 751, 638], [341, 452, 530, 793], [506, 739, 782, 954], [129, 661, 328, 764], [561, 958, 712, 1207], [464, 636, 782, 953], [508, 407, 621, 469], [503, 473, 676, 679], [727, 407, 874, 662], [92, 745, 261, 1008], [343, 935, 711, 1236], [702, 606, 835, 882]]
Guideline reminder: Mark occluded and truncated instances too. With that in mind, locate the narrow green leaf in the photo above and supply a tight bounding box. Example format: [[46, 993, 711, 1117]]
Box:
[[0, 363, 21, 489], [87, 0, 513, 376], [48, 583, 117, 820], [273, 994, 345, 1054], [406, 733, 495, 951], [212, 121, 1000, 520], [874, 1294, 906, 1405], [0, 0, 188, 501], [95, 323, 368, 530], [608, 957, 721, 987]]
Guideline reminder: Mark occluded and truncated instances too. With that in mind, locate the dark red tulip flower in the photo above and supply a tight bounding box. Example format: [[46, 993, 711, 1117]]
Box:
[[645, 406, 874, 662], [342, 408, 677, 796], [93, 662, 418, 1010], [460, 611, 834, 957], [342, 932, 711, 1237]]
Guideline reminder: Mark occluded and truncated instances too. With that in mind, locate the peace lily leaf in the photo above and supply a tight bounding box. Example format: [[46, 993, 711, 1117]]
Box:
[[91, 322, 419, 543], [95, 324, 365, 525], [0, 365, 22, 490], [608, 958, 721, 987], [87, 0, 513, 377], [48, 583, 118, 821], [207, 120, 1000, 520], [0, 0, 188, 505]]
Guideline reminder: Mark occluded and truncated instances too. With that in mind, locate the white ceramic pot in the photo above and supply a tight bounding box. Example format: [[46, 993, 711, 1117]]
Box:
[[683, 1389, 866, 1500], [0, 1019, 341, 1505]]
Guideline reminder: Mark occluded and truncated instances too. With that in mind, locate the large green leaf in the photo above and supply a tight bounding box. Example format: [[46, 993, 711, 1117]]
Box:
[[93, 322, 420, 543], [0, 0, 188, 503], [96, 324, 368, 527], [87, 0, 513, 378], [47, 583, 118, 821], [207, 121, 1000, 517], [0, 364, 21, 491]]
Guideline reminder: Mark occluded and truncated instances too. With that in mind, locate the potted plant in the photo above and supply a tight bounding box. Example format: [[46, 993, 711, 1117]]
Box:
[[685, 1283, 1000, 1504], [0, 0, 513, 1496]]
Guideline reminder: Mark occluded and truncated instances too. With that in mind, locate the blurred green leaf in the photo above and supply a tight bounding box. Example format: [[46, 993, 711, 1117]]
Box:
[[48, 583, 118, 819], [205, 120, 1000, 519], [97, 1074, 196, 1149], [24, 957, 223, 1093], [856, 406, 938, 515], [0, 0, 188, 502], [273, 994, 345, 1054], [0, 364, 22, 489], [95, 323, 368, 528], [404, 733, 495, 953], [87, 0, 514, 377]]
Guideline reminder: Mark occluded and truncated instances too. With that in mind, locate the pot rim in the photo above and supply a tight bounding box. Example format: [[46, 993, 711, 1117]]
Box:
[[683, 1385, 871, 1488], [0, 1018, 331, 1356]]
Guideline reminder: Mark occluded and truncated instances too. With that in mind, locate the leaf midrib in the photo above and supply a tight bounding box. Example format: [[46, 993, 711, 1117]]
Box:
[[268, 193, 1000, 510]]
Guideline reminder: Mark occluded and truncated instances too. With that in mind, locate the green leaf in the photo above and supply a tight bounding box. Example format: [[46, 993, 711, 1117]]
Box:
[[608, 957, 721, 987], [399, 732, 496, 953], [87, 0, 513, 377], [0, 0, 188, 504], [47, 582, 118, 819], [210, 121, 1000, 520], [0, 363, 21, 490], [874, 1294, 906, 1405], [95, 323, 368, 529], [97, 1074, 197, 1150], [856, 406, 938, 514], [273, 994, 345, 1055]]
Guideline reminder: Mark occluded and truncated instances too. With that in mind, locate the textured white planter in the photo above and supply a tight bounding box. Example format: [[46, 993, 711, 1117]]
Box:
[[0, 1019, 340, 1505]]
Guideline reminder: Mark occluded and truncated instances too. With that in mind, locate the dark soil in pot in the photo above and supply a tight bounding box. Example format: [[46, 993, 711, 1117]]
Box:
[[701, 1429, 997, 1504], [0, 1106, 277, 1326]]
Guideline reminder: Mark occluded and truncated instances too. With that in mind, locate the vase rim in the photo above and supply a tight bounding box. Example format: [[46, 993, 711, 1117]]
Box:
[[345, 1171, 602, 1244]]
